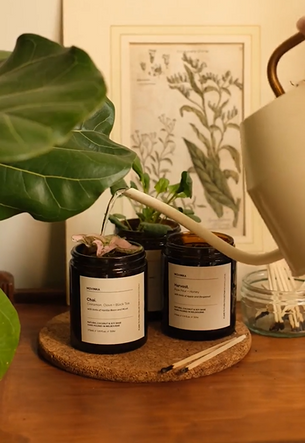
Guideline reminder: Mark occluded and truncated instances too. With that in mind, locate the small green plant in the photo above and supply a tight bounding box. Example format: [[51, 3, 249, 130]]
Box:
[[109, 158, 200, 236]]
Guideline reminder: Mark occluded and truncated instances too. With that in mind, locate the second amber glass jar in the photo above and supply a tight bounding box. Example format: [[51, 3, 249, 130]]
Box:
[[162, 231, 236, 341]]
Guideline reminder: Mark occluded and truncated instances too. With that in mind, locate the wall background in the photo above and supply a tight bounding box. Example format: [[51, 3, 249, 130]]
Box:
[[0, 0, 65, 289], [1, 0, 305, 294], [63, 0, 305, 296]]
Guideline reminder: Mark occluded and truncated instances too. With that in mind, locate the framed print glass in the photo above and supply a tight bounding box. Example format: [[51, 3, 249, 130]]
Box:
[[111, 27, 260, 245]]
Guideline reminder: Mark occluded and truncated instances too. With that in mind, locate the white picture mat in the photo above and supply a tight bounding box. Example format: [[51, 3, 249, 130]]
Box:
[[112, 28, 257, 244]]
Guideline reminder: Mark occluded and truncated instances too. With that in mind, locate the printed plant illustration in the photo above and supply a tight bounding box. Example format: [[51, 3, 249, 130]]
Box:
[[139, 49, 171, 77], [130, 114, 199, 214], [167, 52, 243, 227]]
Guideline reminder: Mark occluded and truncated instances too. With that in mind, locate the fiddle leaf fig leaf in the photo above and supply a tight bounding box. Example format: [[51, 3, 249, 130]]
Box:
[[132, 156, 144, 181], [110, 178, 128, 195], [0, 33, 106, 163], [0, 129, 136, 222], [75, 97, 115, 136], [0, 290, 20, 380], [0, 51, 10, 62]]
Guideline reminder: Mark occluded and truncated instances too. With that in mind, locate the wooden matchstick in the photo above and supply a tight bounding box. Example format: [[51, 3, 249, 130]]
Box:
[[160, 334, 246, 374], [179, 334, 247, 374]]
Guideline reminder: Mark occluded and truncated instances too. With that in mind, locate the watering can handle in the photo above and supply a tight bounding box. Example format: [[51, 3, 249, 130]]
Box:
[[268, 17, 305, 97]]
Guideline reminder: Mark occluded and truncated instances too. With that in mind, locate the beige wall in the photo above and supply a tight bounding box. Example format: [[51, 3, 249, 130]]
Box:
[[64, 0, 305, 296], [0, 0, 65, 289], [2, 0, 305, 291]]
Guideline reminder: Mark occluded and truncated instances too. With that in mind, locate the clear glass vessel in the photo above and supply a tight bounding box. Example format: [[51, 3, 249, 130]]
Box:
[[240, 269, 305, 338], [117, 218, 180, 320]]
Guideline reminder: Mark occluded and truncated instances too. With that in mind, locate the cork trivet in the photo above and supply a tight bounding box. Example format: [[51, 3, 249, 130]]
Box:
[[38, 312, 251, 383]]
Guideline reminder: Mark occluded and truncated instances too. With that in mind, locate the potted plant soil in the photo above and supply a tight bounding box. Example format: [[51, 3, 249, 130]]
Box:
[[69, 234, 147, 354], [109, 159, 200, 319]]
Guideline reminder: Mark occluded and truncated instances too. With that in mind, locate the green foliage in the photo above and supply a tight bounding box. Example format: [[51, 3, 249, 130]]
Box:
[[0, 34, 137, 378], [0, 35, 136, 222], [110, 159, 200, 235], [0, 34, 106, 163], [0, 290, 20, 380], [0, 50, 10, 62], [167, 52, 242, 227], [0, 121, 136, 222]]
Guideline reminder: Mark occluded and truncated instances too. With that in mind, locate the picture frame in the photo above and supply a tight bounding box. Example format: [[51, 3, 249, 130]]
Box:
[[110, 25, 261, 247]]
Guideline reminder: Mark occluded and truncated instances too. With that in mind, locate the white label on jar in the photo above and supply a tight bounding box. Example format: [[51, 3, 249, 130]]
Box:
[[80, 273, 145, 345], [168, 263, 231, 331], [145, 249, 162, 312]]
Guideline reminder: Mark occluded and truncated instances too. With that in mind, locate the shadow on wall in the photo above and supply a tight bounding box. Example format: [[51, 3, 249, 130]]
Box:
[[0, 214, 66, 289], [42, 221, 66, 289]]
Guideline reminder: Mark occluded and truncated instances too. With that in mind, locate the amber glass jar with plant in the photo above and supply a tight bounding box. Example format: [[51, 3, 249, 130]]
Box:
[[69, 234, 147, 354], [109, 159, 200, 319]]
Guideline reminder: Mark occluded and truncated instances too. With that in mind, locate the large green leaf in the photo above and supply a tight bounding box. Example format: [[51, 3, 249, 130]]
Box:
[[0, 129, 136, 222], [0, 50, 10, 62], [75, 97, 115, 136], [0, 34, 106, 163], [0, 290, 20, 380]]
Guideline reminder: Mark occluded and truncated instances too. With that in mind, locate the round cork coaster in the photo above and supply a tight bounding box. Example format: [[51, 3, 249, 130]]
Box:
[[38, 312, 251, 383]]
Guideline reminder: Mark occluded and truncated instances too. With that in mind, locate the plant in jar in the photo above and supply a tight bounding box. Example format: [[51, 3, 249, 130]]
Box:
[[109, 158, 201, 237]]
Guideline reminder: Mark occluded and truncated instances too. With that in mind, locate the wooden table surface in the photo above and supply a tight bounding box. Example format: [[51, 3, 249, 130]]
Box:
[[1, 303, 305, 443]]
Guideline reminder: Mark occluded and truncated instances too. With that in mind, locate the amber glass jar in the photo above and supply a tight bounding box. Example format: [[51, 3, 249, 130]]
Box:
[[70, 242, 147, 354], [162, 231, 236, 341], [117, 218, 180, 320]]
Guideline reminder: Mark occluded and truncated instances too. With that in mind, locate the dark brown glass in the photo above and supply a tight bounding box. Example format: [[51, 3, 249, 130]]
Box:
[[162, 231, 236, 341], [117, 218, 180, 320], [70, 243, 147, 354]]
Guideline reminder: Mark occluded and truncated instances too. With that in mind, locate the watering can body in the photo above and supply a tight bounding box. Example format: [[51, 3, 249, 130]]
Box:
[[240, 84, 305, 276]]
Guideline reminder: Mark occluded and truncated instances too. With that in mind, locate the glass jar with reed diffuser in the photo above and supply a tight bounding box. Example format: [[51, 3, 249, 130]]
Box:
[[240, 268, 305, 337]]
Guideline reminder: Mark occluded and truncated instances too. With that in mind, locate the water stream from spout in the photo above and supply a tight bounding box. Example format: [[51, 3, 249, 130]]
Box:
[[100, 188, 127, 237]]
